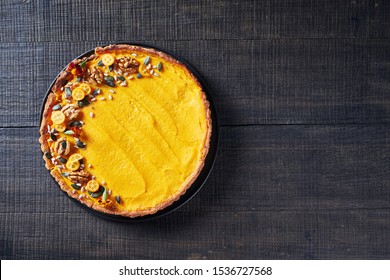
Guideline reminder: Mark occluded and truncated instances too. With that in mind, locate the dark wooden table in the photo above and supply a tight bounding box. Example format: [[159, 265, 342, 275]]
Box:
[[1, 0, 389, 260]]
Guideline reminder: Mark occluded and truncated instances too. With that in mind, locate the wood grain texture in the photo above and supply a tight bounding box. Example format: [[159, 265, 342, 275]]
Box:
[[0, 0, 389, 43], [1, 39, 390, 126], [2, 210, 390, 259], [1, 0, 390, 260], [1, 126, 389, 259]]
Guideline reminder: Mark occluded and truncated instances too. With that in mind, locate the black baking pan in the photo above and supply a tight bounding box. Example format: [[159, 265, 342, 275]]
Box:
[[40, 43, 219, 222]]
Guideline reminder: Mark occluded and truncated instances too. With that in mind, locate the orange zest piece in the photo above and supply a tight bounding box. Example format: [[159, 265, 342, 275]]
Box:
[[51, 111, 65, 124], [68, 153, 83, 162], [101, 54, 115, 66], [79, 83, 92, 94], [86, 180, 100, 192], [66, 160, 80, 171], [54, 123, 66, 132], [72, 88, 85, 101]]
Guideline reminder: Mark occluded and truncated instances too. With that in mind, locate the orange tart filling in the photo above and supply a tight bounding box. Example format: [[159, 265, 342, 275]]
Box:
[[39, 44, 211, 218]]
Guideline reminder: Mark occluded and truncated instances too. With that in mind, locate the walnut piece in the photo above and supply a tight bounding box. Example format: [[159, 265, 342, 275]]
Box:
[[116, 57, 139, 75], [68, 170, 90, 184], [97, 198, 114, 208], [61, 104, 80, 121], [54, 137, 70, 156], [85, 66, 104, 85]]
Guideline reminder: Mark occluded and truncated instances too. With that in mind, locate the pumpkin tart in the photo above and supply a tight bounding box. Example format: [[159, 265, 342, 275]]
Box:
[[39, 44, 212, 218]]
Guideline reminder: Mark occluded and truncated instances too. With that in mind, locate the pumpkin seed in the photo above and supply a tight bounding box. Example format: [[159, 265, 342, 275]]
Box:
[[44, 151, 52, 159], [50, 133, 57, 141], [64, 130, 74, 135], [105, 76, 115, 87], [58, 157, 67, 164], [144, 56, 150, 65], [102, 188, 107, 202], [76, 76, 82, 82], [98, 60, 104, 67], [65, 87, 72, 97], [79, 59, 88, 68], [92, 89, 101, 96], [69, 121, 82, 127], [115, 195, 121, 204], [88, 186, 105, 198], [61, 172, 69, 177], [71, 183, 81, 190], [76, 140, 86, 148], [136, 73, 143, 79], [78, 99, 90, 108], [118, 75, 126, 82], [108, 65, 114, 72], [52, 104, 62, 111], [61, 140, 67, 149], [157, 62, 163, 71]]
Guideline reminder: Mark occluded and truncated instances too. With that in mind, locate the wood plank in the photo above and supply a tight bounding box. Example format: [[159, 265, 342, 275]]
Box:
[[0, 44, 45, 127], [1, 39, 390, 127], [0, 0, 389, 43], [1, 126, 389, 214], [1, 124, 390, 259], [1, 210, 390, 259], [1, 0, 389, 262], [205, 124, 390, 212]]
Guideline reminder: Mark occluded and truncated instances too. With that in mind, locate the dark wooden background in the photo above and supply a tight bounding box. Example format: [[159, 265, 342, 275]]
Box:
[[1, 0, 389, 259]]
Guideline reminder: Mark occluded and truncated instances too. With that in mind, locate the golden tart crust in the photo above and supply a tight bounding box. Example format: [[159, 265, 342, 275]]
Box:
[[39, 44, 212, 218]]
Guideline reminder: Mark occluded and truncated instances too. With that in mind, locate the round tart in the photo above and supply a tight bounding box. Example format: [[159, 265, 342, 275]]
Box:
[[39, 44, 212, 218]]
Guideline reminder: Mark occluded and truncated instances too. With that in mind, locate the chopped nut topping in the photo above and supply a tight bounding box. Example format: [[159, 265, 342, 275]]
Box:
[[97, 198, 114, 207], [61, 104, 80, 121], [54, 137, 70, 156], [68, 170, 90, 184], [85, 66, 104, 85], [116, 57, 139, 75]]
